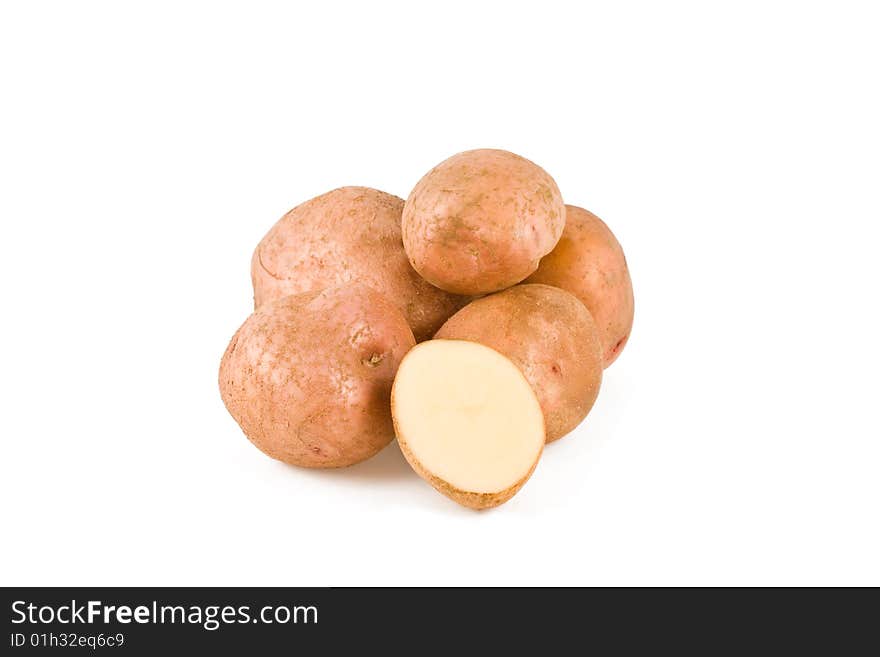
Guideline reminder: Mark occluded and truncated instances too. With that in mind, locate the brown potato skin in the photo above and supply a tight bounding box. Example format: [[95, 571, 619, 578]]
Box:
[[252, 187, 468, 342], [219, 284, 416, 468], [435, 284, 603, 442], [525, 205, 634, 367], [402, 149, 565, 295]]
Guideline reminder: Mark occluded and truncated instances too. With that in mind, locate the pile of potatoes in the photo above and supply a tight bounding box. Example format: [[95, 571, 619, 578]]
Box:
[[220, 149, 633, 509]]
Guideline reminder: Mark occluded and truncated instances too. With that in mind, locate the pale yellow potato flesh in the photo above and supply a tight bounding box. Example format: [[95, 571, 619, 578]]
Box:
[[392, 340, 545, 509]]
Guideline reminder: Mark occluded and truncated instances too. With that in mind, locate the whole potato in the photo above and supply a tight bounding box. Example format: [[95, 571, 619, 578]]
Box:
[[435, 284, 603, 442], [402, 149, 565, 295], [252, 187, 467, 342], [525, 205, 634, 367], [219, 284, 416, 468]]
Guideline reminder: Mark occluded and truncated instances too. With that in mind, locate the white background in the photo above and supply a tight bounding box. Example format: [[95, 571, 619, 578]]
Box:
[[2, 1, 878, 586]]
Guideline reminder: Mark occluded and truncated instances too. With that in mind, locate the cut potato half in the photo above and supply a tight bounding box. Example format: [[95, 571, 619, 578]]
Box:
[[391, 339, 545, 509]]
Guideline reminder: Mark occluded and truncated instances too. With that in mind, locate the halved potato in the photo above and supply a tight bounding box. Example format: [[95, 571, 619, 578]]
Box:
[[391, 339, 545, 509]]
